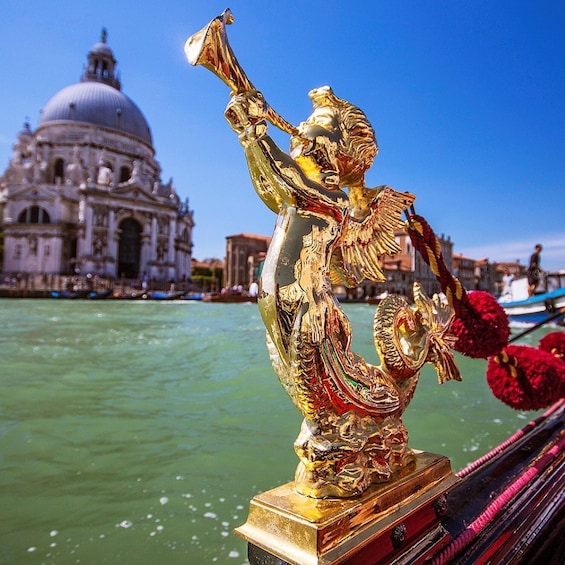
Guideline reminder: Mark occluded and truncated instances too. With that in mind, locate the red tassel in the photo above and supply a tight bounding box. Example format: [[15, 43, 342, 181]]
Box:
[[539, 331, 565, 359], [451, 291, 510, 359], [486, 345, 565, 410], [406, 211, 563, 410]]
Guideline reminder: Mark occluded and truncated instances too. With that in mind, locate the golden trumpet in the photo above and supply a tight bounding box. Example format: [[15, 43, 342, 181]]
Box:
[[185, 9, 297, 135]]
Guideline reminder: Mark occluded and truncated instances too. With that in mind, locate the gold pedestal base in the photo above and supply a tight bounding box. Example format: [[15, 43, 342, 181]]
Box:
[[235, 451, 459, 565]]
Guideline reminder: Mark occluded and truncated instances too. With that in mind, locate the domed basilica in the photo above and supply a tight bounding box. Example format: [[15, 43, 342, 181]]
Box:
[[0, 31, 194, 286]]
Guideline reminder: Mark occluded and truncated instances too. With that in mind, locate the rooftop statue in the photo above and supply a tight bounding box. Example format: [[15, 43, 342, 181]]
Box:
[[186, 10, 461, 498]]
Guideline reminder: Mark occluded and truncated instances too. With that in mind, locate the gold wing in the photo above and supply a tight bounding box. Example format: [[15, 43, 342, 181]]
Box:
[[413, 283, 462, 384], [331, 186, 415, 286]]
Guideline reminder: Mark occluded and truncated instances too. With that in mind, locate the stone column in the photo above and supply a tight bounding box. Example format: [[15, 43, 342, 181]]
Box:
[[140, 232, 151, 274], [84, 205, 93, 254], [168, 217, 176, 263], [107, 208, 117, 258], [150, 216, 157, 263], [168, 217, 176, 281]]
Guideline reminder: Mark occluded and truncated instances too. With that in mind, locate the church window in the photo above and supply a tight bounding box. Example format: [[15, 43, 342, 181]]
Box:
[[119, 166, 131, 183], [54, 158, 65, 182], [18, 206, 50, 224]]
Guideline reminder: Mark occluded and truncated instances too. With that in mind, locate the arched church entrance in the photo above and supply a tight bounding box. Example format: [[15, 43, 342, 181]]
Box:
[[117, 218, 142, 279]]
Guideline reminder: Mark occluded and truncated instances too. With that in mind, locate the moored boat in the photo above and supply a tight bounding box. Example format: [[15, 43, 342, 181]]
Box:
[[499, 272, 565, 325], [149, 291, 180, 300], [201, 291, 257, 303], [183, 292, 203, 300], [51, 288, 113, 299]]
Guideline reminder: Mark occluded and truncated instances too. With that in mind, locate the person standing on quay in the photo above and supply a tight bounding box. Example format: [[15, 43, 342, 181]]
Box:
[[527, 244, 543, 296]]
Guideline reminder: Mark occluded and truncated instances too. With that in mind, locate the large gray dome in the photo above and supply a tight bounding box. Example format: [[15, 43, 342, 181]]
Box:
[[37, 81, 153, 146], [36, 31, 153, 147]]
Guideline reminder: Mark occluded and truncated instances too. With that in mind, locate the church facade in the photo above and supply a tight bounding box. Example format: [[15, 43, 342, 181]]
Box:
[[0, 31, 194, 285]]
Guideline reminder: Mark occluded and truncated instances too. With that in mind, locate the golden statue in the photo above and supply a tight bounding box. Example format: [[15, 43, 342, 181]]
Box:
[[186, 10, 461, 499]]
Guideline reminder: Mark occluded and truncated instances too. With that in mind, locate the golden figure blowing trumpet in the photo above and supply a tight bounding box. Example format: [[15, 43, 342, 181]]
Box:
[[186, 10, 461, 499]]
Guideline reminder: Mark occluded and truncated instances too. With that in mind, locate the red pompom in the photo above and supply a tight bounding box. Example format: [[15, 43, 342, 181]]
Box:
[[451, 291, 510, 359], [539, 331, 565, 359], [486, 345, 565, 411]]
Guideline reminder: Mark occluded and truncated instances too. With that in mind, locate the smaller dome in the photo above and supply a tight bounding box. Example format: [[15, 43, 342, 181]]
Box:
[[90, 41, 114, 57]]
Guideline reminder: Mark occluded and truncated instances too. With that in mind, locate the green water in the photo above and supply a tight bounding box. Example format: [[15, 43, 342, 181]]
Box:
[[0, 299, 552, 564]]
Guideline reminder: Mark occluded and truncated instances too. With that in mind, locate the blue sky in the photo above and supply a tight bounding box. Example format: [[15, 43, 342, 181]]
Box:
[[1, 1, 564, 270]]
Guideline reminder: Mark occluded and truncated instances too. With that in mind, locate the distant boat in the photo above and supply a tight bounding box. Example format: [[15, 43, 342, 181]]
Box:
[[201, 291, 257, 303], [51, 289, 112, 299], [184, 292, 203, 301], [499, 272, 565, 325], [367, 290, 390, 305], [87, 289, 114, 299], [51, 290, 87, 299], [149, 291, 179, 300]]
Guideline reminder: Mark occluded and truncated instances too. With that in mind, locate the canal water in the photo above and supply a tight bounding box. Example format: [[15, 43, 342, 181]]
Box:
[[0, 299, 552, 564]]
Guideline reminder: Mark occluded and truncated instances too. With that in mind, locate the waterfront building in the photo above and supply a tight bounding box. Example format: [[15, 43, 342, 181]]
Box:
[[473, 258, 500, 293], [191, 258, 224, 292], [225, 230, 455, 300], [356, 231, 453, 300], [0, 31, 194, 286], [223, 231, 524, 300], [225, 233, 270, 290], [412, 231, 454, 297], [453, 253, 479, 291]]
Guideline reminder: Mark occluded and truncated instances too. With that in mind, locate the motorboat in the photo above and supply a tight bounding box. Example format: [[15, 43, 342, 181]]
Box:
[[499, 272, 565, 325]]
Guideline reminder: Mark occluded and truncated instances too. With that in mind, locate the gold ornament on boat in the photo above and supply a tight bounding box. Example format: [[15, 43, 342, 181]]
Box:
[[186, 10, 462, 498]]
